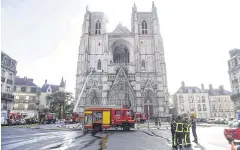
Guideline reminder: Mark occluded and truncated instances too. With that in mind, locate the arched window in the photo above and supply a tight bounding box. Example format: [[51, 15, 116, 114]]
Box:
[[113, 45, 129, 64], [95, 20, 101, 34], [97, 59, 101, 70], [141, 20, 148, 34], [141, 60, 145, 69]]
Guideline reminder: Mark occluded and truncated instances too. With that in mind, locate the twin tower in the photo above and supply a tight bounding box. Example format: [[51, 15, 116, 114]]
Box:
[[75, 2, 170, 118]]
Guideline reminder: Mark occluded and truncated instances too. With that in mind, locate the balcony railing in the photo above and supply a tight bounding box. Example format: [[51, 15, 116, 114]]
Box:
[[1, 93, 14, 101]]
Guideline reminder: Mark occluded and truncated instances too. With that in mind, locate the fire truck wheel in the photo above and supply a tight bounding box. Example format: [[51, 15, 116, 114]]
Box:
[[122, 123, 130, 131], [93, 124, 101, 132]]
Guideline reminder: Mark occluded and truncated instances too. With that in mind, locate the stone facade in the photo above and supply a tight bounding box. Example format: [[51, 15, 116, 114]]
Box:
[[39, 78, 66, 110], [12, 77, 40, 118], [228, 48, 240, 113], [173, 82, 211, 119], [1, 51, 17, 125], [75, 3, 169, 117], [173, 82, 233, 119]]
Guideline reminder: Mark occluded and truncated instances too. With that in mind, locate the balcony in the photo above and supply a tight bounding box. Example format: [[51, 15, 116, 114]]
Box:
[[1, 93, 14, 101]]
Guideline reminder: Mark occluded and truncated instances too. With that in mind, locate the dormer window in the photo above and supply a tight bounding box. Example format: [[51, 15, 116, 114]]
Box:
[[95, 20, 101, 34], [141, 20, 148, 34]]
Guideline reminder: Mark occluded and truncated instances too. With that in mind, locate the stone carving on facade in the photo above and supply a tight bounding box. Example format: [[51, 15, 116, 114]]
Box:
[[142, 80, 157, 104], [107, 67, 135, 108], [112, 23, 131, 35]]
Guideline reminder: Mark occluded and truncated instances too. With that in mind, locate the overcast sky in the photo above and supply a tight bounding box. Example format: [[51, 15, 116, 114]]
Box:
[[1, 0, 240, 95]]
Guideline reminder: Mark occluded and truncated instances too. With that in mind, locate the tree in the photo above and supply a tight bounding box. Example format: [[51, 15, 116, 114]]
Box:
[[46, 91, 72, 119]]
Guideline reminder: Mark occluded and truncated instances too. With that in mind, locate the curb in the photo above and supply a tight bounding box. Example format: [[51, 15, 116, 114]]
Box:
[[2, 124, 39, 128]]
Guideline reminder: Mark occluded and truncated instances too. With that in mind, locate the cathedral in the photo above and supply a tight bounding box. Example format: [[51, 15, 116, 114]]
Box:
[[75, 2, 169, 117]]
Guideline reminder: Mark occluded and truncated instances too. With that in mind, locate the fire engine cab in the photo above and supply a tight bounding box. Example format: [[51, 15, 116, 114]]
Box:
[[84, 107, 136, 132]]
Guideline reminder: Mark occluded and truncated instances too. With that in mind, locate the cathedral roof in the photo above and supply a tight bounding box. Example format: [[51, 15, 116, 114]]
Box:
[[112, 23, 130, 34]]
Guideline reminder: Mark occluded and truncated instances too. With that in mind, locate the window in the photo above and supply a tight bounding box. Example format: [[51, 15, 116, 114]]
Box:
[[27, 87, 31, 92], [15, 95, 19, 100], [47, 89, 51, 92], [25, 96, 29, 100], [188, 96, 193, 103], [179, 95, 184, 103], [198, 104, 202, 111], [141, 60, 145, 69], [6, 86, 10, 93], [95, 20, 101, 34], [180, 104, 184, 111], [203, 104, 206, 111], [97, 60, 101, 70], [190, 104, 194, 111], [1, 69, 5, 77], [21, 87, 26, 92], [141, 20, 148, 34], [98, 42, 101, 46], [24, 104, 28, 110], [16, 86, 21, 92], [202, 96, 205, 103], [212, 104, 215, 110], [8, 73, 13, 80], [197, 96, 200, 103], [115, 110, 121, 116]]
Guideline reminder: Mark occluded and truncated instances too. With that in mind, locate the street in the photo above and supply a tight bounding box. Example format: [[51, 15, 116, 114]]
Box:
[[2, 126, 172, 150], [1, 125, 231, 150]]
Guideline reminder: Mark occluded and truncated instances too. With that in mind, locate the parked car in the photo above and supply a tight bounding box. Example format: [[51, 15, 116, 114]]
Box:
[[224, 120, 240, 144], [20, 119, 26, 125]]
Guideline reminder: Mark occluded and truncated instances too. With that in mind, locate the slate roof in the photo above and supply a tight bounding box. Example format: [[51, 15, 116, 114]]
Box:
[[205, 89, 231, 96], [15, 77, 37, 86], [176, 86, 202, 93], [41, 84, 60, 93]]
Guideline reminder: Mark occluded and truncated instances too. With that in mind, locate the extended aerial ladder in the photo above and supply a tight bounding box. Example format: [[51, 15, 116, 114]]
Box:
[[73, 68, 94, 113]]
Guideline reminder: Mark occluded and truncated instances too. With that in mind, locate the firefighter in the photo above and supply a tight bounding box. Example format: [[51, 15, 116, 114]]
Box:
[[171, 116, 176, 148], [173, 115, 184, 149], [191, 114, 198, 143], [183, 117, 191, 147]]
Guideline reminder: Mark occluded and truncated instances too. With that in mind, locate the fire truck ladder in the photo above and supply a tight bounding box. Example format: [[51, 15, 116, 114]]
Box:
[[73, 69, 94, 113]]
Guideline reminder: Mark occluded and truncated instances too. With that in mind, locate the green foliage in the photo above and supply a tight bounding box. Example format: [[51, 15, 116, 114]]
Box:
[[45, 91, 73, 119]]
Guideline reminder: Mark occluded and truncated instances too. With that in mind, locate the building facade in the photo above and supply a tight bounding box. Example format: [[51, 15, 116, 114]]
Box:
[[1, 51, 17, 124], [12, 77, 40, 118], [75, 3, 169, 117], [39, 78, 66, 110], [228, 48, 240, 113], [173, 82, 211, 119]]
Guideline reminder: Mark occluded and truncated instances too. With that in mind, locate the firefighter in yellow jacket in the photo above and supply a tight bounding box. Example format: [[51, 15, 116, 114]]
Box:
[[173, 115, 184, 149], [183, 117, 191, 147]]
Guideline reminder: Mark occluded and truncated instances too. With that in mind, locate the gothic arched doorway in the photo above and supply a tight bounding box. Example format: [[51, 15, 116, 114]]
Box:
[[108, 82, 134, 109], [143, 90, 155, 117]]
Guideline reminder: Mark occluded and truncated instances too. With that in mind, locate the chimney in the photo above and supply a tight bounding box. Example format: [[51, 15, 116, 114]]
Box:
[[219, 85, 224, 91], [24, 76, 27, 81], [209, 84, 213, 90], [201, 83, 204, 90], [181, 81, 185, 89], [45, 79, 47, 84]]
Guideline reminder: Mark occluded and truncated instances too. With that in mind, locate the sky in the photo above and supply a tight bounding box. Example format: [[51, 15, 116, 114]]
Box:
[[1, 0, 240, 95]]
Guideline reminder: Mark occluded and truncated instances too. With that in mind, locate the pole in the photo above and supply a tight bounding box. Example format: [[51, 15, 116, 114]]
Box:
[[148, 105, 150, 132]]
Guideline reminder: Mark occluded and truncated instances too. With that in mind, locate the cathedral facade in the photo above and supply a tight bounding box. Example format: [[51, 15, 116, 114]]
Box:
[[75, 2, 169, 117]]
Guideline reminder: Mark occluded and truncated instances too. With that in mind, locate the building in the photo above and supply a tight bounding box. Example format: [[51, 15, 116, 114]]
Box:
[[208, 85, 234, 118], [12, 77, 40, 118], [1, 51, 17, 124], [228, 48, 240, 113], [39, 78, 66, 109], [173, 82, 211, 119], [75, 2, 169, 117]]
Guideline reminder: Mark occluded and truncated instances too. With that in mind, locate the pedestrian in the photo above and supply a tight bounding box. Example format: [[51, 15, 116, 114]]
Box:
[[173, 115, 184, 149], [183, 117, 191, 147], [170, 116, 176, 148], [191, 114, 198, 143]]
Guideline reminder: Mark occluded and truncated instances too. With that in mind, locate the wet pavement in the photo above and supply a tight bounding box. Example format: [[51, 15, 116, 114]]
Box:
[[2, 127, 173, 150]]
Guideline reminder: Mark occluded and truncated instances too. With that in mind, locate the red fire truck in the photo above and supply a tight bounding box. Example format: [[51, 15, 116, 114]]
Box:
[[64, 112, 83, 123], [135, 113, 147, 123], [84, 107, 136, 132]]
